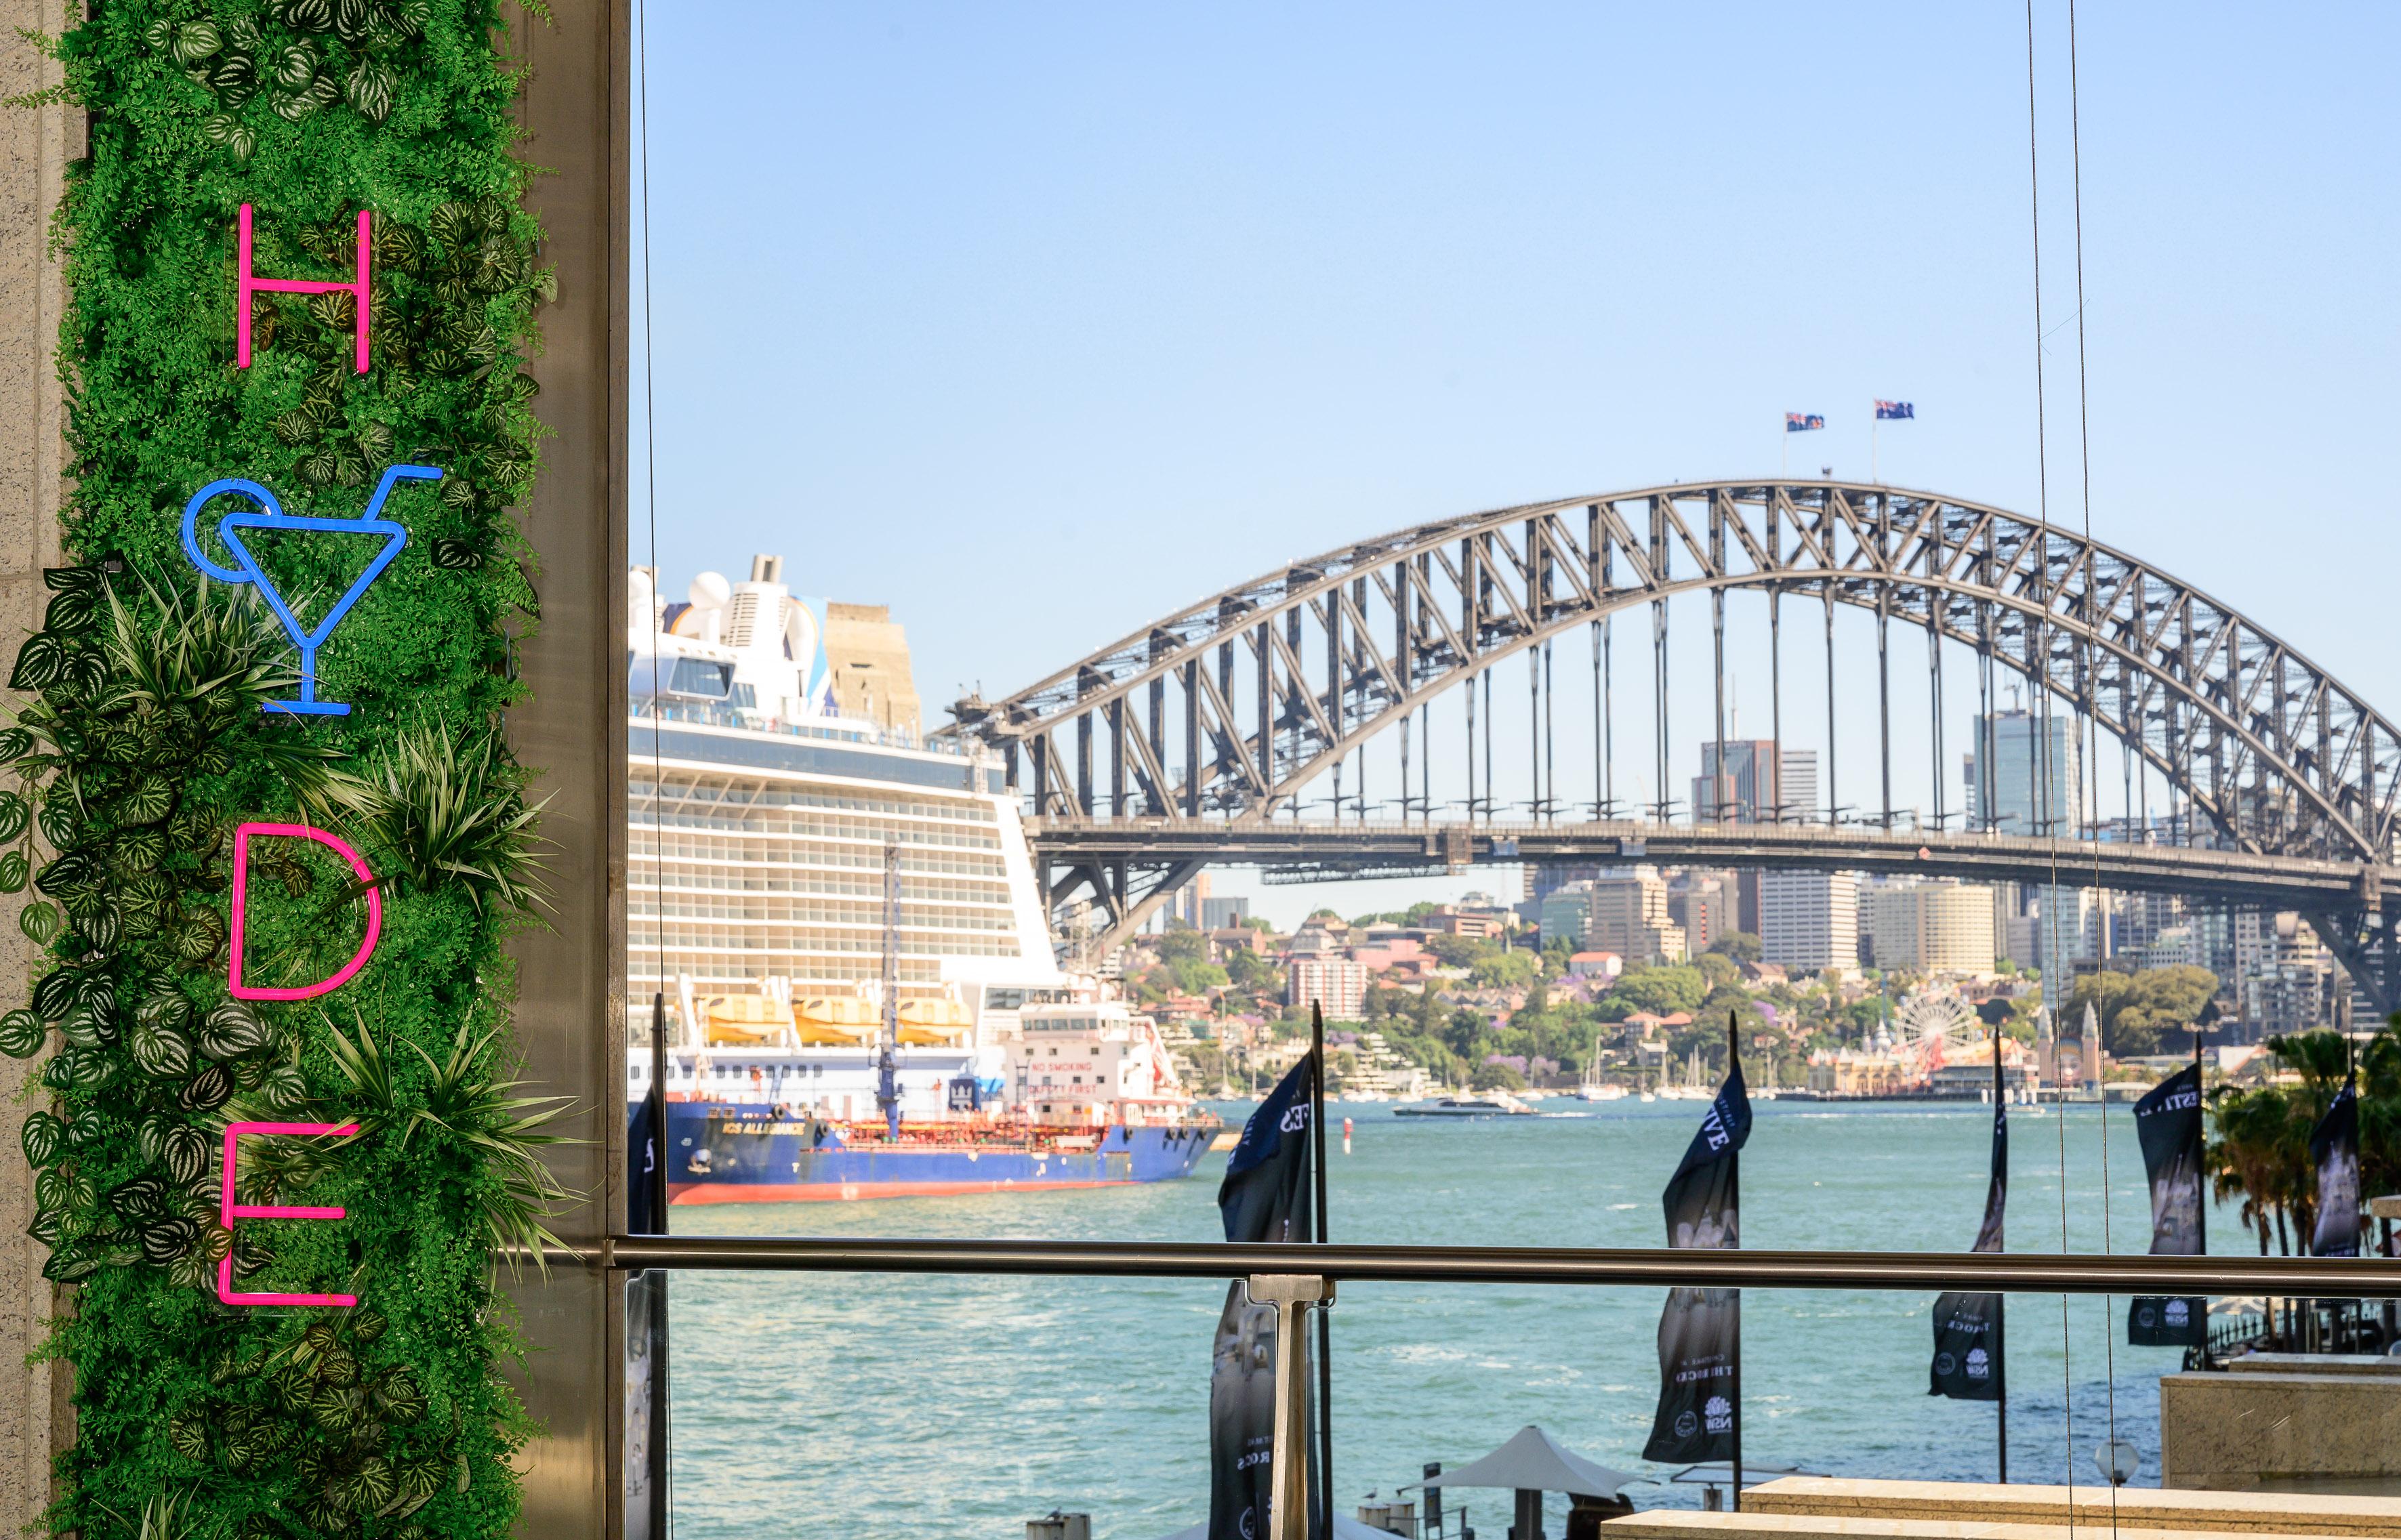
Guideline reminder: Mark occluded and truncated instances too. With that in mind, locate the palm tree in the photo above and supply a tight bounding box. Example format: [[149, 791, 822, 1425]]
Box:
[[2209, 1085, 2290, 1257], [2268, 1028, 2356, 1251]]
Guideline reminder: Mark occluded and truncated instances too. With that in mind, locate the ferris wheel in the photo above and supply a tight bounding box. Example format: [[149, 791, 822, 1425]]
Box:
[[1891, 989, 1979, 1078]]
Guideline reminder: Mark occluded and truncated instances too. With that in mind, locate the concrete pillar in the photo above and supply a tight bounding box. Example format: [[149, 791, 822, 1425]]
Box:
[[0, 8, 623, 1531], [503, 1, 631, 1535], [0, 5, 74, 1530]]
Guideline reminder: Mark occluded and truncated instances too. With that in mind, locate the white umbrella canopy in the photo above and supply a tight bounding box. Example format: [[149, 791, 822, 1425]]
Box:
[[1404, 1424, 1643, 1500]]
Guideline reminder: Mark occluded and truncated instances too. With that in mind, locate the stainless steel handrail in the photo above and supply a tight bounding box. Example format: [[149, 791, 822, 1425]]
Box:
[[596, 1235, 2401, 1296]]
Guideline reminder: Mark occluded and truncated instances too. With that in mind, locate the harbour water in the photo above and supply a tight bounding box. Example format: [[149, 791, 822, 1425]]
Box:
[[666, 1097, 2226, 1539]]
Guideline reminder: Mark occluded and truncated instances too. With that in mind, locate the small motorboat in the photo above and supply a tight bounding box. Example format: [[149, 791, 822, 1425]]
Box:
[[1395, 1094, 1538, 1119]]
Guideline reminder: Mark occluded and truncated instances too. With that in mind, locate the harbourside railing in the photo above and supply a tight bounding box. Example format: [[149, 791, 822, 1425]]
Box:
[[590, 1235, 2401, 1297], [586, 1237, 2401, 1540]]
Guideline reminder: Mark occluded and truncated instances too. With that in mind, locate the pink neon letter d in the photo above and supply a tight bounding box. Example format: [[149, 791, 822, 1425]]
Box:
[[228, 823, 382, 1001]]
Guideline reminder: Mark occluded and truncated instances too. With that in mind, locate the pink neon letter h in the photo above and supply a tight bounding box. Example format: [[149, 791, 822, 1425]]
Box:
[[219, 1121, 361, 1308], [237, 203, 371, 372], [228, 823, 382, 1001]]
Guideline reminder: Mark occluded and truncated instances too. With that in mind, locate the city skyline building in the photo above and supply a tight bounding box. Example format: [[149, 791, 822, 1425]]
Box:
[[1538, 880, 1598, 951], [1288, 955, 1369, 1020], [1167, 871, 1212, 930], [1965, 709, 2087, 1005], [1964, 708, 2083, 838], [1586, 867, 1685, 964], [1202, 895, 1252, 930], [1761, 869, 1858, 974], [1864, 878, 1998, 974], [1692, 739, 1782, 825], [2233, 909, 2337, 1040], [1691, 739, 1818, 932], [1667, 869, 1736, 958]]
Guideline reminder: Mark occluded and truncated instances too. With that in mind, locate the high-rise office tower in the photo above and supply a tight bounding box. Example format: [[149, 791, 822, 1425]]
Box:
[[1693, 739, 1809, 933], [1692, 739, 1783, 824], [1761, 869, 1858, 973], [1965, 709, 2086, 1005], [1963, 709, 2082, 837]]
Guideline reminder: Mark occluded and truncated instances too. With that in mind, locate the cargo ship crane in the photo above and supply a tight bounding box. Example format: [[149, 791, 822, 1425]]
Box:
[[877, 838, 901, 1140]]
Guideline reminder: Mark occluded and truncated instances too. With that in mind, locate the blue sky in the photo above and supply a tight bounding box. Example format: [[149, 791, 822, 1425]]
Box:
[[629, 3, 2398, 925]]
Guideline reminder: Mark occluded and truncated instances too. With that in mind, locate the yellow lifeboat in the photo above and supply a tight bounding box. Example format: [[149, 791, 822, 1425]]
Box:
[[702, 994, 789, 1047], [895, 996, 973, 1045], [791, 996, 874, 1045]]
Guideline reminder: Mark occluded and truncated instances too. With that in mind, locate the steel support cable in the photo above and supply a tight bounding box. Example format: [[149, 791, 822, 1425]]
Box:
[[2024, 0, 2080, 1507], [2062, 4, 2120, 1525]]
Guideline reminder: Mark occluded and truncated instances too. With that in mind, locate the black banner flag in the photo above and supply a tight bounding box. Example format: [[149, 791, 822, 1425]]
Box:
[[1208, 1056, 1317, 1540], [2311, 1081, 2362, 1257], [1643, 1054, 1752, 1465], [2128, 1062, 2208, 1347], [1930, 1060, 2007, 1401]]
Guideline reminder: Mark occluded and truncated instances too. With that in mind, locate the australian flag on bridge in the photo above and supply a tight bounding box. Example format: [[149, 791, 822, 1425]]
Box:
[[1874, 400, 1915, 420], [1784, 413, 1825, 432]]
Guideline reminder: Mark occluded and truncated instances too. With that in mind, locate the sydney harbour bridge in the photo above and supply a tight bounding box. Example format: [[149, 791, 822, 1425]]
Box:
[[943, 480, 2401, 1011]]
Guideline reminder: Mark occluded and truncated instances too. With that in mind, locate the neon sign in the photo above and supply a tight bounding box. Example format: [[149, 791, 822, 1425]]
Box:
[[228, 823, 382, 1002], [237, 203, 371, 373], [218, 1121, 360, 1307], [181, 463, 439, 715]]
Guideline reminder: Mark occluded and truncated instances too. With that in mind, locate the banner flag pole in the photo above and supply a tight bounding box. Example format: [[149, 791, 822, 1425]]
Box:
[[1728, 1009, 1742, 1514], [1643, 1010, 1751, 1512], [1313, 1001, 1332, 1540], [1929, 1007, 2009, 1465], [645, 991, 672, 1540], [1995, 1025, 2008, 1484], [1209, 1055, 1320, 1540]]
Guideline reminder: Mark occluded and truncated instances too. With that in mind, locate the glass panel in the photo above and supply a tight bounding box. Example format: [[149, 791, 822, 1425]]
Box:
[[644, 1094, 2331, 1535]]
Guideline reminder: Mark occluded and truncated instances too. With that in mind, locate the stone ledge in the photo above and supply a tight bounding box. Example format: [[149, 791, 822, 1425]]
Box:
[[2161, 1370, 2401, 1491], [1739, 1474, 2401, 1533], [1602, 1514, 2347, 1540], [2225, 1352, 2401, 1375]]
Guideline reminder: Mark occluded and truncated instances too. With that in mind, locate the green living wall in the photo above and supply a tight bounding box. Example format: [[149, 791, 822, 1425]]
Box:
[[14, 1, 555, 1535]]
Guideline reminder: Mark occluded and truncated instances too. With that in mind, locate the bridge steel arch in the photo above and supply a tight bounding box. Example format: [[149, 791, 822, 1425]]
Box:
[[951, 481, 2401, 997]]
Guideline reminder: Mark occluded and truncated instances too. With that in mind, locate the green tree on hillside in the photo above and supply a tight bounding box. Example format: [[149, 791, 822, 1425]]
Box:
[[1699, 985, 1756, 1030], [1597, 964, 1708, 1019], [1157, 925, 1209, 964], [1708, 931, 1763, 963], [2069, 965, 2219, 1057], [1427, 932, 1500, 969], [1471, 951, 1540, 989], [1227, 949, 1279, 993]]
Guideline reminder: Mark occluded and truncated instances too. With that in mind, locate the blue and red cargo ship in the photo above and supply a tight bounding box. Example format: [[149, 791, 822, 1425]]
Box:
[[663, 1104, 1218, 1203], [639, 1000, 1224, 1204]]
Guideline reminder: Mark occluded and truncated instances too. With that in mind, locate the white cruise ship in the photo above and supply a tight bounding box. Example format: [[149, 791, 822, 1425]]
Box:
[[627, 558, 1215, 1203]]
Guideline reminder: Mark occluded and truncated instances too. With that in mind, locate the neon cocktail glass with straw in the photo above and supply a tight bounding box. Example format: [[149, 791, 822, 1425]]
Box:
[[180, 463, 441, 715]]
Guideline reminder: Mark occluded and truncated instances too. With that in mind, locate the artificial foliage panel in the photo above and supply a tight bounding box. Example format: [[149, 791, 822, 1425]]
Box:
[[12, 2, 559, 1536]]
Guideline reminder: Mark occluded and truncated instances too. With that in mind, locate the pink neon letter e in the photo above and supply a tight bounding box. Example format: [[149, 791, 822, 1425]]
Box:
[[237, 203, 371, 372], [228, 823, 382, 1001], [218, 1121, 361, 1308]]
